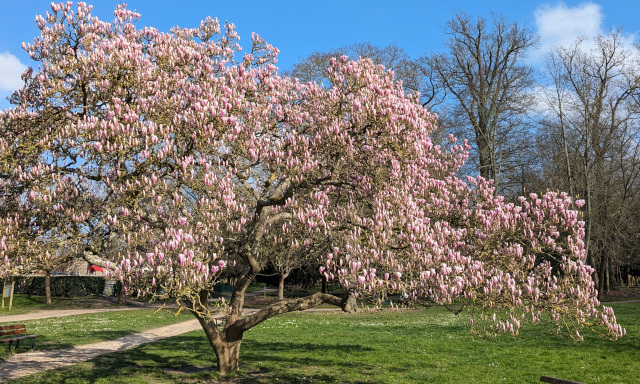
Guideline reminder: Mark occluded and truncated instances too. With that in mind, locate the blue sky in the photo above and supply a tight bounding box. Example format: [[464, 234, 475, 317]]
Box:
[[1, 1, 638, 110]]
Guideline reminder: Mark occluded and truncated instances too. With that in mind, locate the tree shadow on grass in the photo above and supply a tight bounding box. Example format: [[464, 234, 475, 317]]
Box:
[[239, 340, 377, 383], [17, 328, 167, 355], [8, 318, 639, 384], [13, 295, 45, 307], [8, 334, 377, 384], [6, 335, 216, 384], [242, 339, 374, 364]]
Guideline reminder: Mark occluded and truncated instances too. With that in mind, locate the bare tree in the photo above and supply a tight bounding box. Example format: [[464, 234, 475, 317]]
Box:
[[287, 42, 424, 94], [540, 30, 640, 295], [423, 12, 538, 196]]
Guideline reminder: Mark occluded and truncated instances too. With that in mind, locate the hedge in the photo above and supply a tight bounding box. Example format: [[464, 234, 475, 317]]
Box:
[[5, 276, 122, 297]]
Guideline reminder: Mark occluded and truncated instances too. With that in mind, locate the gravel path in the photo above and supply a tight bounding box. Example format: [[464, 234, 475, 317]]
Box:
[[0, 319, 203, 382], [0, 307, 264, 382], [0, 289, 342, 382], [0, 306, 152, 323]]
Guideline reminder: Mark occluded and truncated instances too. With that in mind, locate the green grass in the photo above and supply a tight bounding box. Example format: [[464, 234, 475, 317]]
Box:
[[0, 308, 192, 359], [6, 302, 639, 383], [245, 283, 269, 293], [0, 294, 143, 316], [0, 295, 85, 315]]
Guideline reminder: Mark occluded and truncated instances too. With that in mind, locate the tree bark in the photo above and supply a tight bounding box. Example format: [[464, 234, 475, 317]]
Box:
[[44, 270, 52, 305], [597, 252, 611, 296], [213, 335, 243, 374], [235, 292, 357, 331], [117, 286, 127, 304], [193, 313, 244, 375], [559, 105, 574, 198], [277, 271, 289, 301], [605, 258, 610, 293], [476, 133, 493, 181]]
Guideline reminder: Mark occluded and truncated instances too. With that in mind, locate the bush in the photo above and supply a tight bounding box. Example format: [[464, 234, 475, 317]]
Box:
[[6, 276, 122, 297]]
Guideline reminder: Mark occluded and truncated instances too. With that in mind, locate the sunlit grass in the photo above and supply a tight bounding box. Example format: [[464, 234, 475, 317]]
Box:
[[0, 308, 191, 359], [5, 302, 638, 383], [0, 294, 145, 316]]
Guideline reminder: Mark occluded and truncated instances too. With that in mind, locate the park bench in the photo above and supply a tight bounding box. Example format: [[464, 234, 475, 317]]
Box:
[[214, 316, 228, 328], [0, 324, 41, 353], [540, 375, 583, 384]]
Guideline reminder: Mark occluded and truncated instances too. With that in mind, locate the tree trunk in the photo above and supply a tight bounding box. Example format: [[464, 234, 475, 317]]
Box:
[[278, 271, 289, 301], [597, 251, 609, 297], [193, 307, 245, 375], [212, 333, 243, 374], [597, 267, 604, 299], [559, 107, 574, 198], [117, 286, 127, 304], [190, 289, 357, 373], [476, 133, 492, 181], [605, 256, 610, 293], [44, 271, 52, 305], [592, 266, 600, 294]]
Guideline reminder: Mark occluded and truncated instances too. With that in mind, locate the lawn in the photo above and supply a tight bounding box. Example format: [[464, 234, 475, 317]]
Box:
[[5, 302, 639, 383], [0, 308, 192, 359], [0, 294, 144, 316]]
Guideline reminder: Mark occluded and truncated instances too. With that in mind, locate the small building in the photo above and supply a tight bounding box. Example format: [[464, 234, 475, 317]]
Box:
[[88, 265, 104, 276]]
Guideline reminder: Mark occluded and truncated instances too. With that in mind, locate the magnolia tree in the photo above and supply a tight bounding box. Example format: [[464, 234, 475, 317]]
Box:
[[0, 140, 77, 304], [0, 2, 624, 374]]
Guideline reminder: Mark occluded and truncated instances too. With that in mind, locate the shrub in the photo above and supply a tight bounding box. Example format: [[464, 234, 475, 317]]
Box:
[[7, 276, 121, 297]]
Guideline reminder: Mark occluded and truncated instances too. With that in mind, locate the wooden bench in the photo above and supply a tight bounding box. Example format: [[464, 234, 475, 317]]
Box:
[[0, 324, 41, 353], [214, 316, 228, 328], [540, 376, 583, 384]]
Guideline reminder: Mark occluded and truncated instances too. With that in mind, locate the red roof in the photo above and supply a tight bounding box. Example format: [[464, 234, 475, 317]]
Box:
[[88, 265, 103, 272]]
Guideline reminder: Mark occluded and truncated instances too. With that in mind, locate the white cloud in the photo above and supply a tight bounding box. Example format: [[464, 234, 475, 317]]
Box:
[[530, 2, 639, 65], [530, 2, 604, 63], [0, 52, 27, 92]]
